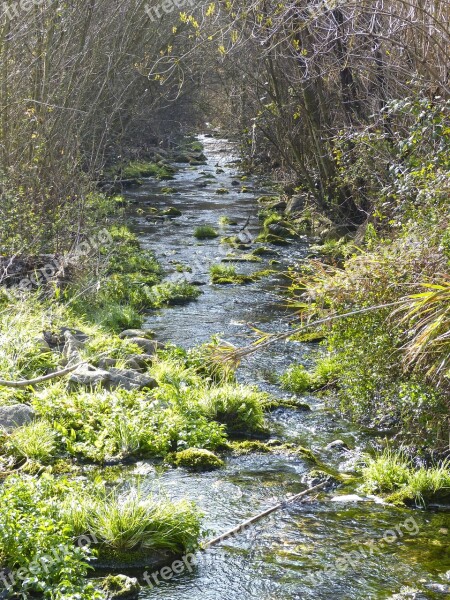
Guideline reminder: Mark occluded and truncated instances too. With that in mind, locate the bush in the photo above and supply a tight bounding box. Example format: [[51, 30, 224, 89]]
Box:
[[0, 475, 100, 599]]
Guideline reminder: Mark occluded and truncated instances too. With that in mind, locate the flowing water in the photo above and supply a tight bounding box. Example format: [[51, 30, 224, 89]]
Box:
[[124, 136, 450, 600]]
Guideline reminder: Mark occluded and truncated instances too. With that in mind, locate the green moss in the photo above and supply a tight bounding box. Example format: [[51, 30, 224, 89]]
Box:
[[210, 264, 272, 285], [170, 448, 224, 471], [362, 450, 450, 505], [162, 207, 182, 217], [113, 160, 176, 181], [102, 575, 140, 599], [216, 188, 229, 195], [194, 226, 219, 239], [230, 441, 272, 455]]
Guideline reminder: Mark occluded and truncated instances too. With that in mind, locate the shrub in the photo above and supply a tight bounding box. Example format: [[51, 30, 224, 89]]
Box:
[[0, 475, 100, 599]]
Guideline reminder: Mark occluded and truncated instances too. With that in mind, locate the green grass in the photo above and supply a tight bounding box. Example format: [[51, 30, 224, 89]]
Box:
[[210, 264, 272, 285], [148, 281, 202, 307], [62, 484, 202, 554], [5, 420, 58, 464], [361, 449, 450, 505], [198, 384, 268, 434], [194, 226, 219, 239]]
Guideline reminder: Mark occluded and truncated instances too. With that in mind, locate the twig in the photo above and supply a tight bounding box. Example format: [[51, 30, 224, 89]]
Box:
[[0, 360, 88, 389], [203, 480, 328, 549]]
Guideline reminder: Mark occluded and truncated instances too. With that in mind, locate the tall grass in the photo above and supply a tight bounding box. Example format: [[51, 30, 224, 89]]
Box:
[[62, 485, 202, 554], [5, 420, 58, 464]]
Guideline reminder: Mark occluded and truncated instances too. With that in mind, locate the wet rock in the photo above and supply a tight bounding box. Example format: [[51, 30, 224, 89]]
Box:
[[331, 494, 367, 503], [69, 364, 110, 389], [326, 439, 349, 451], [231, 180, 240, 186], [107, 369, 157, 391], [0, 404, 35, 431], [197, 182, 208, 188], [303, 469, 340, 489], [268, 222, 291, 237], [119, 329, 155, 340], [271, 200, 287, 212], [162, 207, 182, 217], [102, 574, 141, 600]]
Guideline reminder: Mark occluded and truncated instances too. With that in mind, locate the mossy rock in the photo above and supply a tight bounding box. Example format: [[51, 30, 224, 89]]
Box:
[[252, 246, 278, 256], [216, 188, 230, 195], [170, 449, 224, 471], [256, 233, 290, 246], [263, 397, 312, 411], [162, 207, 182, 217], [231, 441, 272, 455], [102, 575, 141, 600]]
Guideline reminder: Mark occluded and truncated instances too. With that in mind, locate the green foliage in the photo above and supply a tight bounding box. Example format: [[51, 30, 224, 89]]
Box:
[[194, 226, 219, 239], [198, 384, 267, 434], [5, 420, 58, 465], [361, 450, 450, 505], [280, 356, 340, 395], [62, 484, 201, 555], [280, 365, 313, 394], [0, 475, 101, 599], [170, 448, 224, 470], [147, 281, 202, 307]]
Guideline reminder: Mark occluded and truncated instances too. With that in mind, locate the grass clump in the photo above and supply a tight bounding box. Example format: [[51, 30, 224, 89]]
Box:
[[361, 449, 450, 505], [210, 264, 272, 285], [63, 484, 202, 556], [5, 420, 58, 465], [199, 384, 268, 435], [170, 448, 224, 471], [194, 225, 219, 240], [148, 281, 201, 307], [280, 356, 340, 395]]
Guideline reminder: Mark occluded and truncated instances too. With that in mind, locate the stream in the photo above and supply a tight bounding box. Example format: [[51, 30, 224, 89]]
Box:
[[123, 135, 449, 600]]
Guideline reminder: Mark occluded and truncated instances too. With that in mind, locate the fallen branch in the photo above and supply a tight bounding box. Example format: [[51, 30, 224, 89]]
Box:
[[0, 360, 87, 389], [203, 480, 328, 549], [215, 300, 405, 366]]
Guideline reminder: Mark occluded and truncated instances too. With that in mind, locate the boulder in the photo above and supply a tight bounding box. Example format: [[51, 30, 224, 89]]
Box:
[[124, 354, 153, 371], [69, 364, 110, 389], [268, 222, 291, 237], [0, 404, 35, 431], [62, 330, 86, 364], [107, 369, 158, 391], [285, 194, 307, 214], [127, 337, 160, 354], [119, 329, 155, 340]]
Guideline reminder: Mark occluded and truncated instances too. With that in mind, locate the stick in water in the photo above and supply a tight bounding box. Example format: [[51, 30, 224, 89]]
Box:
[[203, 480, 328, 549]]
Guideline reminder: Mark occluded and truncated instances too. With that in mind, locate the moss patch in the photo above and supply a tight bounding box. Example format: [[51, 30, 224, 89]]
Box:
[[169, 448, 224, 471]]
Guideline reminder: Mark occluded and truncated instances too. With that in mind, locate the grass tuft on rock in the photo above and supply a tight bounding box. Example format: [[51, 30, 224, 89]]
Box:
[[194, 226, 219, 240]]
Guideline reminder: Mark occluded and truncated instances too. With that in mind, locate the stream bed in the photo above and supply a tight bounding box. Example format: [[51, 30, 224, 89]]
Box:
[[123, 136, 449, 600]]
